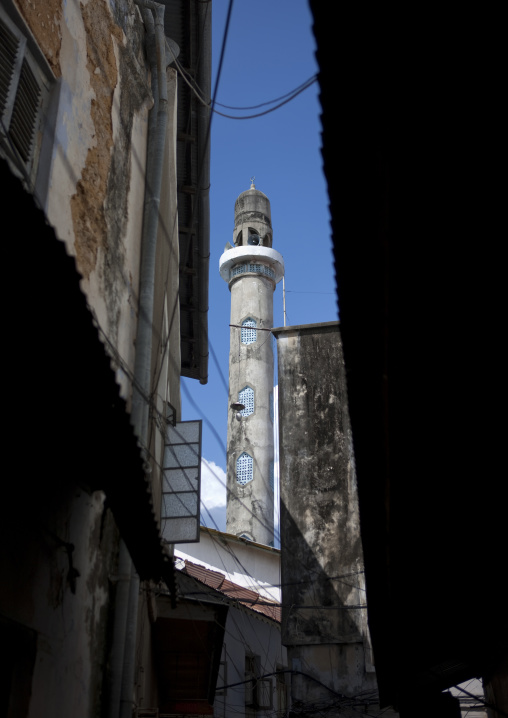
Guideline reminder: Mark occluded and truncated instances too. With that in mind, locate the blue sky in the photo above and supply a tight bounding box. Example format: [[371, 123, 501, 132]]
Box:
[[181, 0, 337, 533]]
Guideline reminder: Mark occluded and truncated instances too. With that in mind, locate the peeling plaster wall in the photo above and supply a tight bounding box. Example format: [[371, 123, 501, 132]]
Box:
[[15, 0, 63, 76], [15, 0, 152, 384], [2, 3, 166, 717]]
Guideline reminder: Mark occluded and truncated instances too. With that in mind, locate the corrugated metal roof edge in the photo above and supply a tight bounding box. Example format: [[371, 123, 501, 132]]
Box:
[[1, 156, 175, 599]]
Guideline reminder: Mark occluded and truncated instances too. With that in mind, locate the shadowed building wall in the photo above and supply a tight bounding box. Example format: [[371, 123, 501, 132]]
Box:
[[273, 322, 379, 706]]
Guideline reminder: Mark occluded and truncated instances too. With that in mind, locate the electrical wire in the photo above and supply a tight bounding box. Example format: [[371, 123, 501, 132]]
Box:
[[166, 40, 318, 120], [449, 682, 506, 716], [6, 0, 365, 690], [2, 8, 377, 718], [212, 77, 317, 120], [214, 74, 318, 111]]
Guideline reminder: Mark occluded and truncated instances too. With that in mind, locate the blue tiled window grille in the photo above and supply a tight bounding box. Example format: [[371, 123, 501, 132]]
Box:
[[236, 452, 253, 485], [239, 386, 254, 416], [269, 391, 274, 423], [231, 263, 275, 280], [231, 264, 245, 277], [241, 318, 257, 344], [269, 461, 274, 492]]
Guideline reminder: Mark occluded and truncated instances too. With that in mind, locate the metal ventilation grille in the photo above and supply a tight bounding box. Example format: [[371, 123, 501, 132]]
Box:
[[9, 58, 40, 163], [236, 452, 253, 485], [0, 17, 20, 119], [238, 386, 254, 416]]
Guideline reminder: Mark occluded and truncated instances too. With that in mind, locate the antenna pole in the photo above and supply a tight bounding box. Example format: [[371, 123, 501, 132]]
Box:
[[283, 275, 286, 327]]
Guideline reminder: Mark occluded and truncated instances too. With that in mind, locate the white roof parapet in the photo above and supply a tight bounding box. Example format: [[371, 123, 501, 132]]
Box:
[[219, 246, 285, 284]]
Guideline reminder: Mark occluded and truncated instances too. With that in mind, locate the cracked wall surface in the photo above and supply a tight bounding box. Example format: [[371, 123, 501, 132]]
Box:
[[3, 5, 157, 716], [15, 0, 151, 374]]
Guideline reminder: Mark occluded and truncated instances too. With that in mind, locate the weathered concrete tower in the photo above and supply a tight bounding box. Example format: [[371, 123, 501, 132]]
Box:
[[219, 182, 284, 545]]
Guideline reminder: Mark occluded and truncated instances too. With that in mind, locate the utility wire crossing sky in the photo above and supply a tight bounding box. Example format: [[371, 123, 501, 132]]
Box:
[[181, 0, 337, 538]]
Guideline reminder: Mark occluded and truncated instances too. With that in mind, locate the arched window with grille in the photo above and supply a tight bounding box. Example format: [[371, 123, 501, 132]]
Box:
[[236, 452, 253, 485], [241, 317, 257, 344], [238, 386, 254, 417]]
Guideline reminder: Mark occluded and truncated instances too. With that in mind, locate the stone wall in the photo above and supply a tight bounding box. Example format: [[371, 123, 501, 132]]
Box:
[[274, 322, 376, 701]]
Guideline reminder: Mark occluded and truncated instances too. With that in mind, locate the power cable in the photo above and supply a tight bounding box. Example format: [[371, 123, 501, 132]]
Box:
[[6, 0, 353, 635], [166, 42, 317, 119], [214, 74, 318, 111], [212, 76, 317, 120], [3, 8, 352, 717], [177, 548, 279, 671], [449, 682, 507, 716], [181, 379, 282, 543]]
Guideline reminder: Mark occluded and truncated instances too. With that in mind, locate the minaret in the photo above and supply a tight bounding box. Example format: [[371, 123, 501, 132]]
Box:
[[219, 181, 284, 546]]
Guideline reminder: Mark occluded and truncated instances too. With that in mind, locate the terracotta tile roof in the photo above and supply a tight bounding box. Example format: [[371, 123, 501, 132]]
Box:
[[179, 560, 281, 623]]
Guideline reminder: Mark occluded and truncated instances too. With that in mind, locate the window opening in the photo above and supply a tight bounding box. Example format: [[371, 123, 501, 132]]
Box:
[[236, 452, 253, 485], [245, 655, 257, 706], [238, 386, 254, 417], [0, 7, 52, 183], [241, 317, 257, 344]]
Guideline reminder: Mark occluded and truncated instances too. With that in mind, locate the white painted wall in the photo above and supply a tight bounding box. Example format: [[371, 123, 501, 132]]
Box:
[[176, 527, 281, 602], [214, 602, 288, 718]]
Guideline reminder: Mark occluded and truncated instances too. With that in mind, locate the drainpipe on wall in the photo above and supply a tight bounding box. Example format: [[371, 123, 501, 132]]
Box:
[[107, 3, 169, 717], [131, 0, 168, 449]]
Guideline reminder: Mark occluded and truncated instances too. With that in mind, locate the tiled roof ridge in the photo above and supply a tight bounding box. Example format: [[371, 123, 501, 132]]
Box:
[[181, 558, 281, 623]]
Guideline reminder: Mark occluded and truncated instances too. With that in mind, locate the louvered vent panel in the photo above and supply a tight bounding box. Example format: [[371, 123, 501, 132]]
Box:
[[9, 58, 40, 163], [0, 18, 20, 118]]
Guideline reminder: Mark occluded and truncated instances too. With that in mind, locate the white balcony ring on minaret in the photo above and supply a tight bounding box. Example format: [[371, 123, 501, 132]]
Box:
[[219, 246, 285, 285]]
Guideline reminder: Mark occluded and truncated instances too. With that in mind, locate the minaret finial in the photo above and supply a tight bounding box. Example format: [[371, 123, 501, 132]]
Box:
[[250, 176, 255, 189]]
